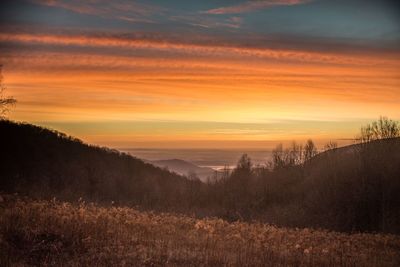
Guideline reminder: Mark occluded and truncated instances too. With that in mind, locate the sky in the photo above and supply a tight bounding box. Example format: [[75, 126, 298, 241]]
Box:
[[0, 0, 399, 149]]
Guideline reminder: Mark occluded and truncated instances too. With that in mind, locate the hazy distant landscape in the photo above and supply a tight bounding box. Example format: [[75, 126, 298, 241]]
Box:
[[122, 145, 355, 171], [122, 148, 273, 170]]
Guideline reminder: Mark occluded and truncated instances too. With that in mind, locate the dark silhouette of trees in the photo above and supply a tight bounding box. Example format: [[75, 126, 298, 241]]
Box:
[[290, 141, 304, 165], [358, 116, 399, 143], [271, 143, 286, 169], [304, 139, 317, 161], [324, 141, 337, 151], [0, 66, 16, 119], [236, 154, 252, 171], [220, 154, 255, 218], [272, 140, 317, 169], [355, 117, 400, 232]]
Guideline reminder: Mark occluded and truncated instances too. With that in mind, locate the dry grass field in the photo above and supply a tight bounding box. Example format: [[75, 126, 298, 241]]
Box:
[[1, 195, 399, 267]]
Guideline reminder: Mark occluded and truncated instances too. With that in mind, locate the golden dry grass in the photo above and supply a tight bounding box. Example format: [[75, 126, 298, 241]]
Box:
[[1, 195, 399, 266]]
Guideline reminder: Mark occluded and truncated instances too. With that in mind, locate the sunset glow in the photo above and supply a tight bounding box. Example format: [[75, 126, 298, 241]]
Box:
[[1, 0, 399, 148]]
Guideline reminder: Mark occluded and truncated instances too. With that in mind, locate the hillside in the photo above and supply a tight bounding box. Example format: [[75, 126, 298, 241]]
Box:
[[0, 120, 196, 208], [1, 195, 399, 266], [205, 137, 400, 233], [1, 120, 399, 234], [150, 159, 215, 182], [300, 137, 400, 232]]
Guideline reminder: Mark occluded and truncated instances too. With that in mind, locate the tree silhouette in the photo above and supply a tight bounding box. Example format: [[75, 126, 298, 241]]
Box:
[[236, 154, 252, 171], [358, 116, 399, 143], [324, 141, 338, 151], [0, 66, 16, 119], [304, 139, 317, 161], [272, 140, 317, 169]]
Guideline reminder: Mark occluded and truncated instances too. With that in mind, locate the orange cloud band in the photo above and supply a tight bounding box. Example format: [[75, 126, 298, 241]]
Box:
[[1, 33, 398, 66]]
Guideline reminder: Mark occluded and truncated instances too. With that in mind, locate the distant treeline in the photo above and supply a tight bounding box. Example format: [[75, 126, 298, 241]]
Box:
[[1, 118, 400, 234]]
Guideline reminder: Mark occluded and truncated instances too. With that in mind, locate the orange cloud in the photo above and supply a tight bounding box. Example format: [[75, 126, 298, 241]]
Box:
[[5, 53, 399, 124], [2, 32, 398, 67], [1, 30, 399, 147]]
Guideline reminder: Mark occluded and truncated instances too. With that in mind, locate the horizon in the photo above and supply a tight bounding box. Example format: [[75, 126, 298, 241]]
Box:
[[1, 0, 400, 148]]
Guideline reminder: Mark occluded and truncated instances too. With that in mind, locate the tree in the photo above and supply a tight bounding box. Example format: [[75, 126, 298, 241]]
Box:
[[324, 141, 337, 151], [304, 139, 317, 161], [0, 66, 16, 119], [272, 143, 286, 169], [224, 154, 254, 214], [358, 116, 399, 143], [236, 154, 252, 171], [271, 142, 306, 169], [290, 141, 304, 165]]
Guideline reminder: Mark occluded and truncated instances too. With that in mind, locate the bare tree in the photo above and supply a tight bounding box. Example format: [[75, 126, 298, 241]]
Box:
[[324, 141, 338, 151], [0, 66, 16, 119], [358, 116, 399, 143], [272, 141, 310, 169], [271, 143, 286, 169], [304, 139, 317, 161], [236, 154, 252, 171], [290, 141, 304, 165]]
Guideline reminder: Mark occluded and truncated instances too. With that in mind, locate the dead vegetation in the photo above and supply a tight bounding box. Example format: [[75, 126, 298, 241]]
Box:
[[1, 195, 399, 266]]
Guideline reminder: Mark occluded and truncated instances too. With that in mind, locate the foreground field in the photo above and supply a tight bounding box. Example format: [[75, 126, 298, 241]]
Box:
[[1, 195, 399, 266]]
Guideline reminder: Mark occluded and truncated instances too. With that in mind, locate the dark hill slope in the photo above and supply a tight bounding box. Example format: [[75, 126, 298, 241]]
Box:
[[0, 120, 193, 208], [300, 138, 400, 232], [227, 138, 400, 233]]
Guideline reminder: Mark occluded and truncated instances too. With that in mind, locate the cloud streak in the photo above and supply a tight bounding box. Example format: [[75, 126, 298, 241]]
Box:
[[2, 32, 398, 67], [169, 15, 243, 29], [205, 0, 312, 14], [30, 0, 163, 23]]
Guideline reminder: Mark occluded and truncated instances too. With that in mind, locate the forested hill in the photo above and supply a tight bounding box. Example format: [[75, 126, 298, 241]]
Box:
[[0, 120, 197, 208], [299, 137, 400, 232], [1, 119, 400, 233]]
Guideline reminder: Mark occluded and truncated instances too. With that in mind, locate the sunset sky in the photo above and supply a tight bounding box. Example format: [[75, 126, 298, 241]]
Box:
[[1, 0, 399, 148]]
